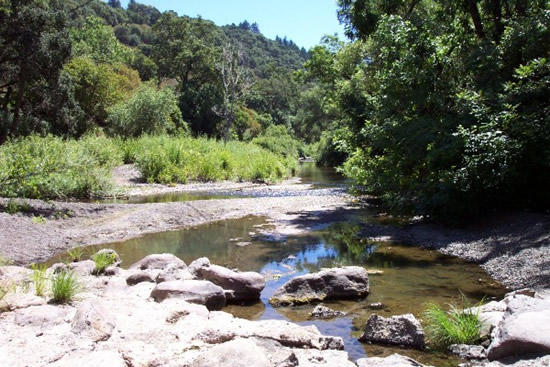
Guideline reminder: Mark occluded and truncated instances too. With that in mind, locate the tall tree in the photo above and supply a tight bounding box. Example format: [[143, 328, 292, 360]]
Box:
[[0, 0, 72, 143], [213, 43, 252, 143]]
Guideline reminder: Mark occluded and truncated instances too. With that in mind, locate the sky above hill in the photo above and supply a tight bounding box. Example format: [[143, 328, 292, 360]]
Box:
[[119, 0, 346, 49]]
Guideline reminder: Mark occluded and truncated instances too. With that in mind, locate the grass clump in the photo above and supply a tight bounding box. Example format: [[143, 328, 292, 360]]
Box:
[[31, 264, 47, 297], [0, 255, 11, 266], [51, 270, 80, 303], [423, 296, 483, 348], [92, 252, 116, 274], [67, 247, 84, 262]]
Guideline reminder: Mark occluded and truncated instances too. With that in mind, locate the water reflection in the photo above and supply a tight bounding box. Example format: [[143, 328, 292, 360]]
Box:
[[49, 216, 506, 365]]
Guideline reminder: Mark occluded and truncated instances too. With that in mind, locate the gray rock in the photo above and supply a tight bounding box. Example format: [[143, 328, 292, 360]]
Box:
[[188, 257, 265, 302], [126, 271, 154, 286], [129, 253, 186, 271], [359, 313, 425, 349], [150, 280, 226, 310], [71, 301, 116, 342], [487, 295, 550, 360], [356, 353, 430, 367], [269, 266, 369, 306], [93, 249, 121, 267], [14, 305, 71, 328], [191, 338, 271, 367], [310, 305, 347, 319], [47, 351, 127, 367], [367, 302, 384, 310], [449, 344, 487, 360], [2, 293, 46, 311], [67, 260, 95, 276]]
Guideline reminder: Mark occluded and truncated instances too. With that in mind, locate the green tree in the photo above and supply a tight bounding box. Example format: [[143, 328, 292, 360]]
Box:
[[152, 12, 223, 135], [0, 0, 72, 143], [108, 84, 187, 137]]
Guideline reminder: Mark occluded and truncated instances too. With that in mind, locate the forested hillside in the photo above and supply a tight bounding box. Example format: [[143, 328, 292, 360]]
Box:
[[0, 0, 314, 142]]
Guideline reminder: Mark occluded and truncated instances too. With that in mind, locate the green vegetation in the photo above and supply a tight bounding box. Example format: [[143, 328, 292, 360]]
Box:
[[128, 135, 297, 184], [0, 255, 11, 266], [0, 135, 121, 199], [1, 0, 548, 220], [67, 247, 85, 263], [423, 298, 483, 348], [31, 264, 47, 297], [91, 252, 116, 274], [304, 0, 550, 220], [51, 270, 80, 303]]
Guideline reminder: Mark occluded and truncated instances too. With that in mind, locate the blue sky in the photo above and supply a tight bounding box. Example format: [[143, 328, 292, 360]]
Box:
[[119, 0, 345, 50]]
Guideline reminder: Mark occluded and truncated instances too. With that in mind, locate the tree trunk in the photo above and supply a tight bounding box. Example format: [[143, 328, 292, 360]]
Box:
[[465, 0, 485, 39], [9, 68, 25, 139], [488, 0, 504, 43]]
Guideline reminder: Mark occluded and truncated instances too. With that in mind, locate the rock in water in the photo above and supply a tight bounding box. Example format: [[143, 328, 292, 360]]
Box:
[[359, 313, 425, 349], [188, 257, 265, 302], [310, 305, 347, 319], [150, 280, 226, 310], [487, 295, 550, 360], [269, 266, 369, 306]]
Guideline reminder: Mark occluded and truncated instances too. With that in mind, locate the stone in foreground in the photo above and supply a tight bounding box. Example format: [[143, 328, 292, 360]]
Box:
[[356, 353, 431, 367], [487, 295, 550, 360], [188, 257, 265, 302], [71, 301, 116, 342], [150, 280, 226, 310], [359, 313, 425, 349], [269, 266, 369, 306], [129, 253, 187, 271], [191, 338, 271, 367]]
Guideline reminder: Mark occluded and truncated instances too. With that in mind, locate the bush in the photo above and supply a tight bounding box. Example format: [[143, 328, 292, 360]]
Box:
[[51, 270, 80, 303], [0, 135, 122, 199], [108, 85, 187, 137], [251, 125, 300, 159], [92, 252, 116, 274], [423, 297, 483, 348]]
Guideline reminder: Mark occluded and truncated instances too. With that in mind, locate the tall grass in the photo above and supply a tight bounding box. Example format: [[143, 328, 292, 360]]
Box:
[[0, 135, 122, 199], [92, 252, 116, 274], [126, 136, 297, 184], [31, 264, 47, 297], [51, 270, 80, 303], [423, 296, 483, 348], [0, 134, 297, 200]]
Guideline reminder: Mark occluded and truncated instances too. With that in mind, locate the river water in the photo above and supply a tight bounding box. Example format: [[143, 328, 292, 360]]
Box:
[[51, 162, 507, 365]]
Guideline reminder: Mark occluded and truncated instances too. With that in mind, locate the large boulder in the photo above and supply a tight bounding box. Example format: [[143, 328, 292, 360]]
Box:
[[188, 257, 265, 302], [359, 313, 425, 349], [487, 295, 550, 360], [269, 266, 369, 306], [356, 353, 431, 367], [129, 254, 186, 271], [150, 280, 226, 310], [71, 301, 116, 342]]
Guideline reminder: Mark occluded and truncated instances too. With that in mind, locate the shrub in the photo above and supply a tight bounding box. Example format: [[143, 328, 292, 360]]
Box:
[[51, 270, 80, 303], [423, 297, 483, 348], [108, 84, 187, 137], [92, 252, 116, 274], [0, 135, 122, 199], [251, 125, 300, 159], [31, 264, 47, 297]]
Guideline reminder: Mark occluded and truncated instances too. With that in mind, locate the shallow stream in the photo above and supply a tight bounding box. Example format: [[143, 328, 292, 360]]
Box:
[[50, 163, 507, 365]]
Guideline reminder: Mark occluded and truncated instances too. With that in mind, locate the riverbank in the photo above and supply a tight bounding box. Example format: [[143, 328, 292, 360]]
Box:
[[0, 164, 548, 293]]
